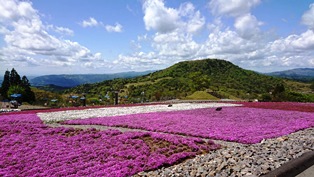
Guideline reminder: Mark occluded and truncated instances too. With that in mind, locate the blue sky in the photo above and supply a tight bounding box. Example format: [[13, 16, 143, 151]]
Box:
[[0, 0, 314, 76]]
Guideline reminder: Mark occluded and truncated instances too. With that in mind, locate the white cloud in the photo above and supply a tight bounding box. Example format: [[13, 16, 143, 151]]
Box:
[[105, 23, 123, 32], [269, 30, 314, 52], [301, 3, 314, 30], [46, 25, 74, 36], [153, 31, 200, 59], [112, 52, 165, 71], [234, 14, 263, 39], [81, 17, 99, 27], [134, 0, 314, 72], [142, 0, 205, 35], [0, 0, 103, 74], [208, 0, 261, 17], [54, 26, 74, 36], [143, 0, 180, 33]]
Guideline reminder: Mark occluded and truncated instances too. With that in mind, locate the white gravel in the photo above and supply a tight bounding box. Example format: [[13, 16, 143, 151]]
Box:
[[37, 103, 241, 122]]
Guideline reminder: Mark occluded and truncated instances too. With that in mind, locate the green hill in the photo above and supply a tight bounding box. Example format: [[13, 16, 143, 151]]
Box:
[[64, 59, 314, 102]]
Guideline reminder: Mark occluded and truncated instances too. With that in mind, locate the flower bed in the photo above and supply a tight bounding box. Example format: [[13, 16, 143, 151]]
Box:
[[0, 114, 220, 177], [242, 102, 314, 112], [65, 107, 314, 144], [38, 103, 240, 122]]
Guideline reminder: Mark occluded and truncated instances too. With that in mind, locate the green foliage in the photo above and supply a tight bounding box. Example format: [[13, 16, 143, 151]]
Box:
[[7, 85, 25, 97], [9, 68, 21, 86], [260, 93, 272, 102], [310, 82, 314, 92], [184, 91, 219, 100], [283, 91, 314, 102], [0, 71, 10, 99], [32, 87, 62, 106], [1, 68, 35, 103], [272, 83, 286, 101]]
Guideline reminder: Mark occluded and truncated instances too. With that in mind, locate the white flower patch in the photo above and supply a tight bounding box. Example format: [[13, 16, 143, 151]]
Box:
[[37, 103, 241, 122]]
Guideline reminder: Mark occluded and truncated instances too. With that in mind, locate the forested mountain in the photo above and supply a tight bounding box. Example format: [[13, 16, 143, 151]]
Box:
[[266, 68, 314, 82], [30, 71, 154, 87], [64, 59, 312, 102]]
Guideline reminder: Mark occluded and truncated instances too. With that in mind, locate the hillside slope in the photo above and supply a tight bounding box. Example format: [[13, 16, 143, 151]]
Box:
[[65, 59, 288, 101]]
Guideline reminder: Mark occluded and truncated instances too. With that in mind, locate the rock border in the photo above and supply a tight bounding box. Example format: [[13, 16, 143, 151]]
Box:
[[262, 151, 314, 177]]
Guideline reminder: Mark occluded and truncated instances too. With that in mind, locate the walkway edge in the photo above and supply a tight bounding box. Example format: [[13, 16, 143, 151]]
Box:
[[262, 151, 314, 177]]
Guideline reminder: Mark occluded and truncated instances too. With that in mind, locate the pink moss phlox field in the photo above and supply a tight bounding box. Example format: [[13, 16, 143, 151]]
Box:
[[0, 114, 219, 177], [65, 107, 314, 144], [242, 102, 314, 112]]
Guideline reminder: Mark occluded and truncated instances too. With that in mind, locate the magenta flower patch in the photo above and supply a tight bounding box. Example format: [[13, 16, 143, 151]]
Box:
[[65, 107, 314, 144], [0, 114, 219, 177]]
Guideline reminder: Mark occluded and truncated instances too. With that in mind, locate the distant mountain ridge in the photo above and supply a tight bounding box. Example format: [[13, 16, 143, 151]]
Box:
[[30, 71, 154, 87], [266, 68, 314, 82]]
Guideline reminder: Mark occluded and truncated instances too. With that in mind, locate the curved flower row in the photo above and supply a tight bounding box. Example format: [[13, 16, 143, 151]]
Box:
[[38, 103, 241, 122], [0, 114, 220, 177], [65, 107, 314, 144]]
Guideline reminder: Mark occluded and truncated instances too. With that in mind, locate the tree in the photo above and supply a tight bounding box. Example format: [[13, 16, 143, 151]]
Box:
[[10, 68, 21, 86], [21, 76, 36, 103], [272, 83, 286, 101], [7, 85, 25, 97], [1, 69, 35, 103], [1, 70, 10, 99]]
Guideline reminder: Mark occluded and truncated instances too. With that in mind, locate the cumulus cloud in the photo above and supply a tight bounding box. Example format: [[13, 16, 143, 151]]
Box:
[[180, 2, 205, 34], [208, 0, 261, 17], [105, 23, 123, 32], [0, 0, 103, 74], [134, 0, 314, 72], [143, 0, 204, 34], [143, 0, 180, 33], [234, 14, 263, 39], [81, 17, 99, 27], [153, 31, 200, 59], [113, 52, 165, 71], [301, 3, 314, 30]]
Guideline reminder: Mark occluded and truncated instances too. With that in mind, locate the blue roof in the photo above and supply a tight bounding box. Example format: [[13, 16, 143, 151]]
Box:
[[11, 94, 22, 98], [70, 95, 79, 99]]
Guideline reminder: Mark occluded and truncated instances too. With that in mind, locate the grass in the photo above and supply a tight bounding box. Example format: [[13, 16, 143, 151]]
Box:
[[285, 80, 312, 93], [183, 91, 219, 100], [125, 77, 173, 87]]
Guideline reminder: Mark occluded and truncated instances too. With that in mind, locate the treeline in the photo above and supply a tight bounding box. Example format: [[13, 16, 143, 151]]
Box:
[[0, 68, 35, 103]]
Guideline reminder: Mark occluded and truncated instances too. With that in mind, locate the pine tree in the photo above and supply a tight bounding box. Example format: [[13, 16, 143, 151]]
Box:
[[1, 69, 36, 103], [1, 70, 10, 99], [21, 76, 35, 103], [9, 68, 21, 86]]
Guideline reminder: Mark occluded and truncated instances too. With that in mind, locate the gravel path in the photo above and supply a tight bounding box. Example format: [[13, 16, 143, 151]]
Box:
[[134, 128, 314, 177]]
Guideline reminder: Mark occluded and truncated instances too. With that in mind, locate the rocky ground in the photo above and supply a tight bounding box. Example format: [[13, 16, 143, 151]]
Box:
[[134, 128, 314, 177]]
